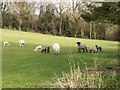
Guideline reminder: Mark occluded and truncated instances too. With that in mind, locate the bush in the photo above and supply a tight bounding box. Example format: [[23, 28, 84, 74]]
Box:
[[52, 60, 119, 88]]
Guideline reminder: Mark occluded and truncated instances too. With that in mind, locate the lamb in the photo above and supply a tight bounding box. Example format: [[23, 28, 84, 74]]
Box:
[[3, 41, 10, 46], [41, 46, 50, 53], [19, 40, 25, 47], [95, 45, 102, 51], [52, 43, 60, 54], [76, 41, 88, 53], [34, 45, 42, 52], [89, 46, 97, 53], [34, 45, 50, 53]]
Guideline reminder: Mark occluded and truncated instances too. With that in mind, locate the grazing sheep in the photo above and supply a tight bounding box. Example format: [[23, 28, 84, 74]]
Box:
[[41, 46, 50, 53], [34, 45, 50, 53], [34, 45, 42, 52], [89, 46, 97, 53], [19, 40, 25, 47], [3, 41, 10, 46], [76, 41, 88, 53], [95, 45, 102, 51], [52, 43, 60, 54]]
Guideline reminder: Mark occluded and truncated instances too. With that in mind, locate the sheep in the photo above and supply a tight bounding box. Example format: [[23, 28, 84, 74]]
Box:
[[52, 43, 60, 54], [19, 40, 25, 47], [41, 46, 50, 53], [95, 45, 102, 51], [34, 45, 42, 52], [34, 45, 50, 53], [3, 41, 10, 46], [89, 46, 97, 53], [76, 41, 88, 53]]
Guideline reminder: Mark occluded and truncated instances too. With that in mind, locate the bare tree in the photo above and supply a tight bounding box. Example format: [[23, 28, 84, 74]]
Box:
[[0, 2, 14, 28], [12, 1, 35, 31], [0, 2, 2, 28], [51, 0, 67, 35], [70, 0, 86, 37]]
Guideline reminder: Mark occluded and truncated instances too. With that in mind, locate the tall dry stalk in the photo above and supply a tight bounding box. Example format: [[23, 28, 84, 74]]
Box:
[[52, 60, 118, 88]]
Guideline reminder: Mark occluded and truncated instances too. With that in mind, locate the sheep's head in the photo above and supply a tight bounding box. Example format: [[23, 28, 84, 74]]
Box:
[[95, 45, 98, 48], [76, 42, 81, 46], [54, 49, 60, 54]]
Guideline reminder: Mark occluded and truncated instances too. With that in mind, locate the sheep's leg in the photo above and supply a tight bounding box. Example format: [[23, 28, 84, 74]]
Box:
[[82, 48, 85, 53], [94, 50, 97, 53], [48, 49, 50, 53], [78, 48, 81, 53], [41, 50, 43, 53], [47, 48, 50, 53], [96, 48, 98, 51], [89, 50, 92, 53], [45, 49, 46, 53], [85, 48, 88, 52], [55, 50, 57, 54]]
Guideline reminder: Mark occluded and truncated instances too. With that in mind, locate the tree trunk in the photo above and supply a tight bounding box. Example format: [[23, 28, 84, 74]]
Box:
[[89, 21, 92, 39], [93, 21, 96, 39], [59, 17, 62, 35], [18, 17, 22, 31], [74, 20, 79, 38], [94, 31, 96, 39], [52, 22, 56, 35], [75, 24, 78, 38], [18, 25, 21, 31], [0, 2, 2, 28], [81, 29, 84, 38], [118, 25, 120, 41]]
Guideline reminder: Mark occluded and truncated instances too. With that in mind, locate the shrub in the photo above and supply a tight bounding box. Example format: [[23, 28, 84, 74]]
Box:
[[52, 60, 119, 88]]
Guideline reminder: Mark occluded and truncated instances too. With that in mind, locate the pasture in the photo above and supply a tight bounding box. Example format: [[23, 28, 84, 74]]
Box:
[[1, 29, 118, 88]]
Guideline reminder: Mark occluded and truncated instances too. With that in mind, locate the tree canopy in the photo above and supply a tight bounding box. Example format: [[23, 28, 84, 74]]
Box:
[[1, 1, 119, 41]]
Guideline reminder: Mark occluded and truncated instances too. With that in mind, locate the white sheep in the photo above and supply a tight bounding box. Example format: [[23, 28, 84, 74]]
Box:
[[52, 43, 60, 54], [34, 45, 42, 52], [89, 46, 97, 53], [3, 41, 10, 46], [19, 40, 25, 47]]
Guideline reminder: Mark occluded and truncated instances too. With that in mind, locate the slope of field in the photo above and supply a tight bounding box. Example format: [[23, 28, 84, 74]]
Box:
[[1, 29, 118, 88]]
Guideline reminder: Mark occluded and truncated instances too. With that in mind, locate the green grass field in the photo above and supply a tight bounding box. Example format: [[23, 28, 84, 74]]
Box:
[[1, 29, 118, 88]]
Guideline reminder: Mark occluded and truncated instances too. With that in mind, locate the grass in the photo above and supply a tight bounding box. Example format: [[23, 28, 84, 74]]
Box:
[[1, 29, 118, 88], [52, 61, 119, 88]]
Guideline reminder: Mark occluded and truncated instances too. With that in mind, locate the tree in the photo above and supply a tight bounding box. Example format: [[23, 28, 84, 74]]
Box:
[[81, 2, 120, 40], [52, 0, 66, 35], [12, 2, 35, 31], [62, 15, 71, 36], [81, 12, 96, 39], [0, 2, 2, 28], [69, 0, 88, 38], [44, 4, 55, 34], [1, 2, 18, 29], [1, 2, 9, 28], [38, 2, 55, 34], [87, 2, 120, 24]]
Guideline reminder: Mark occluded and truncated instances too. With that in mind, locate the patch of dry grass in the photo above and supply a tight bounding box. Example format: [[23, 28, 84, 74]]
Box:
[[52, 60, 119, 88]]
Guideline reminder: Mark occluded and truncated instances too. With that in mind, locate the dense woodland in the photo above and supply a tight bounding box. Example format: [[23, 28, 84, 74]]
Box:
[[0, 1, 120, 41]]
